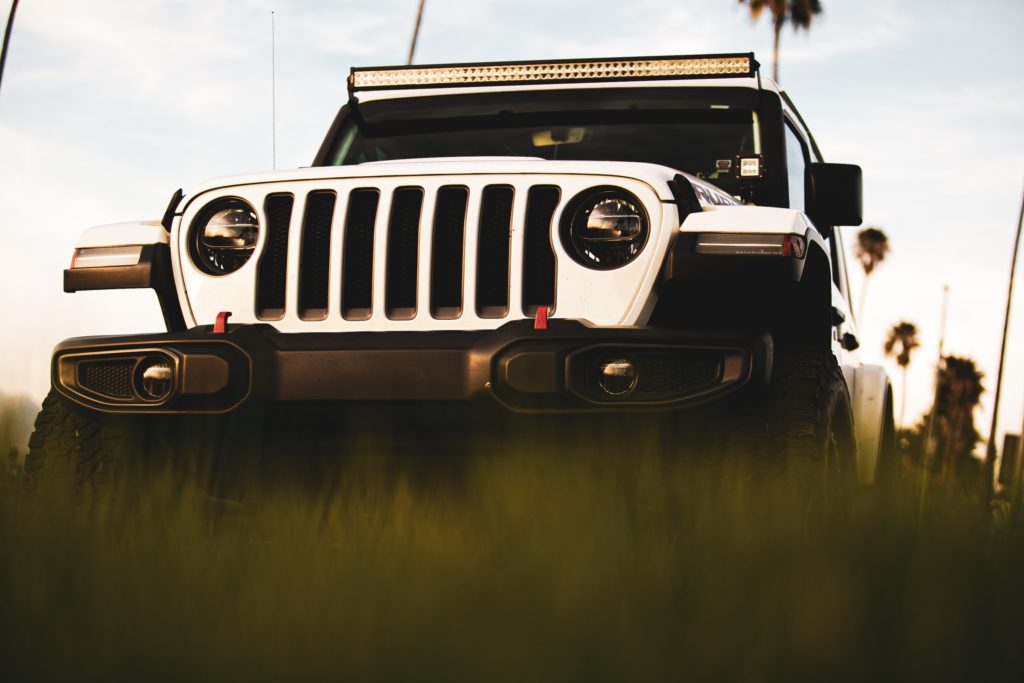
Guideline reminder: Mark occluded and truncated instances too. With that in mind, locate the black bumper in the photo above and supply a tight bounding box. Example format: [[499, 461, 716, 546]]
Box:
[[51, 320, 772, 415]]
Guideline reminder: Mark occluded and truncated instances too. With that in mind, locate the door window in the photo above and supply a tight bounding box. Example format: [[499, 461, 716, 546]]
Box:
[[784, 122, 808, 212]]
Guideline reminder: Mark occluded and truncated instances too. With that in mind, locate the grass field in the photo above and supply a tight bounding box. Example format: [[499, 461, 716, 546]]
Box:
[[2, 404, 1023, 681]]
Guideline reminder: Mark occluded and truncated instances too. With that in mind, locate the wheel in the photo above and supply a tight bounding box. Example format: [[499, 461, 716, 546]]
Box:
[[23, 390, 244, 504], [22, 390, 146, 498], [759, 349, 859, 510]]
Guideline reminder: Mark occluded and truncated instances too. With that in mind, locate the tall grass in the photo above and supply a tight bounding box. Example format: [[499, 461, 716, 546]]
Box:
[[2, 407, 1023, 681]]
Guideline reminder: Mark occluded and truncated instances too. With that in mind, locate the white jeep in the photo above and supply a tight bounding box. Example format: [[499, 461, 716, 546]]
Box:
[[27, 54, 894, 489]]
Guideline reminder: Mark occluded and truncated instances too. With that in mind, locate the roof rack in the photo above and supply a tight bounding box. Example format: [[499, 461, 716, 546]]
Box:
[[348, 52, 759, 95]]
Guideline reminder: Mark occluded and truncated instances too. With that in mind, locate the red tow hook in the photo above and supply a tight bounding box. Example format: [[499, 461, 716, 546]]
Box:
[[533, 306, 549, 330], [213, 311, 232, 334]]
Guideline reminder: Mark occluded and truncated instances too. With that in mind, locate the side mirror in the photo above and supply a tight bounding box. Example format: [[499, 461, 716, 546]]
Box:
[[805, 163, 863, 238]]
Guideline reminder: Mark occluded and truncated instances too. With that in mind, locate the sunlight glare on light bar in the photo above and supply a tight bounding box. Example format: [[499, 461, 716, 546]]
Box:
[[351, 56, 752, 90]]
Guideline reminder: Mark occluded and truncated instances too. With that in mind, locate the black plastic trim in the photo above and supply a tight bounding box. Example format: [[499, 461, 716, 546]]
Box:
[[161, 188, 183, 232], [50, 321, 771, 415], [64, 244, 186, 332], [667, 173, 702, 217]]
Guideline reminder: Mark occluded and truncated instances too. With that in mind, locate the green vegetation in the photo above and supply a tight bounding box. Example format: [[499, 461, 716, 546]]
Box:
[[0, 390, 35, 471], [2, 406, 1023, 681]]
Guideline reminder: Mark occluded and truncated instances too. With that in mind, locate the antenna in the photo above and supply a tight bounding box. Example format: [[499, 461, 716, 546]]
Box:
[[271, 10, 277, 169]]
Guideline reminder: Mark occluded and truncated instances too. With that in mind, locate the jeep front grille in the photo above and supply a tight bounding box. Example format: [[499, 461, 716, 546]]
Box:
[[250, 183, 559, 325], [178, 169, 668, 332]]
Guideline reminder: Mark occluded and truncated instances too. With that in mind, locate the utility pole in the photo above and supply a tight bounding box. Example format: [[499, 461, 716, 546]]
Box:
[[0, 0, 20, 95], [406, 0, 426, 65], [984, 183, 1024, 497]]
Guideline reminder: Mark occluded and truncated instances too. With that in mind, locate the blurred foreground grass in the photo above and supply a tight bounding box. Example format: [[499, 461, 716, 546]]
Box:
[[2, 405, 1024, 681]]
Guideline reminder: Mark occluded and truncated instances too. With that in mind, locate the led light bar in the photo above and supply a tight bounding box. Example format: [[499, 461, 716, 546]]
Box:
[[349, 53, 757, 93]]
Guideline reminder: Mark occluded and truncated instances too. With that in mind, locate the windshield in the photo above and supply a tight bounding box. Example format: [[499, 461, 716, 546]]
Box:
[[321, 88, 765, 197]]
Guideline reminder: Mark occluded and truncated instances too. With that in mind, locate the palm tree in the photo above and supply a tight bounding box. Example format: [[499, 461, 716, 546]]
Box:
[[855, 227, 890, 322], [884, 321, 921, 428], [931, 356, 985, 490], [738, 0, 822, 82]]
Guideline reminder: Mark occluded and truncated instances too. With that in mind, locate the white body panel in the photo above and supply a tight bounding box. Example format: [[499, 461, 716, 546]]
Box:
[[185, 159, 682, 202], [679, 205, 812, 235], [74, 220, 168, 248], [849, 364, 890, 484]]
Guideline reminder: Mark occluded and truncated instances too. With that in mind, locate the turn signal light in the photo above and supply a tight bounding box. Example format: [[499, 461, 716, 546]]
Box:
[[694, 233, 806, 257], [69, 246, 143, 269]]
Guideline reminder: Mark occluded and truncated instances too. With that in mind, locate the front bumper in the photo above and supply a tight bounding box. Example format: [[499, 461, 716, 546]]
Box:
[[51, 321, 772, 415]]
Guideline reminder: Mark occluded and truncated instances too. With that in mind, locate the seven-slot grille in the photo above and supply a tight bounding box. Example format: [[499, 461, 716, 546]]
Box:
[[254, 184, 562, 323]]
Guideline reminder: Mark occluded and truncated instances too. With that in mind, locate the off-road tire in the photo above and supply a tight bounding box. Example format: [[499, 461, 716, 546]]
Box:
[[759, 349, 858, 508], [22, 391, 143, 497]]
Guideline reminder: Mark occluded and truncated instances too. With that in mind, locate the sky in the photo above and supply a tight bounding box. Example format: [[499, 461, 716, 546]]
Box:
[[0, 0, 1023, 453]]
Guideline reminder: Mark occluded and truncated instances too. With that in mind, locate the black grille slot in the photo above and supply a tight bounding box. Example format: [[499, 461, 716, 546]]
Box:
[[385, 187, 424, 319], [257, 193, 294, 320], [341, 189, 380, 320], [430, 186, 468, 319], [475, 185, 514, 318], [631, 353, 723, 401], [78, 360, 135, 399], [298, 191, 336, 320], [521, 185, 560, 316]]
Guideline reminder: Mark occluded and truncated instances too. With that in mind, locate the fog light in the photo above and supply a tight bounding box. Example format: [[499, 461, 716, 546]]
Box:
[[598, 358, 637, 397], [136, 357, 174, 401]]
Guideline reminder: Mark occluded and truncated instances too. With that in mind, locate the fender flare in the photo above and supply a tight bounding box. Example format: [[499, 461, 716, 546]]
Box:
[[64, 220, 185, 332]]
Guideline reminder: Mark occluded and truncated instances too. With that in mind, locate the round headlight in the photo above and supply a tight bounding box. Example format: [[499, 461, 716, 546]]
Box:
[[189, 198, 259, 275], [561, 187, 648, 269]]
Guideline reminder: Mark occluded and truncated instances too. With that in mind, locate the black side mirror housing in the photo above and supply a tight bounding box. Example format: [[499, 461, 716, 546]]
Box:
[[805, 163, 863, 238]]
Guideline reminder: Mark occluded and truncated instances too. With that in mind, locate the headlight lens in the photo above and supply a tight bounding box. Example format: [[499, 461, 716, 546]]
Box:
[[189, 198, 259, 275], [561, 187, 648, 269]]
